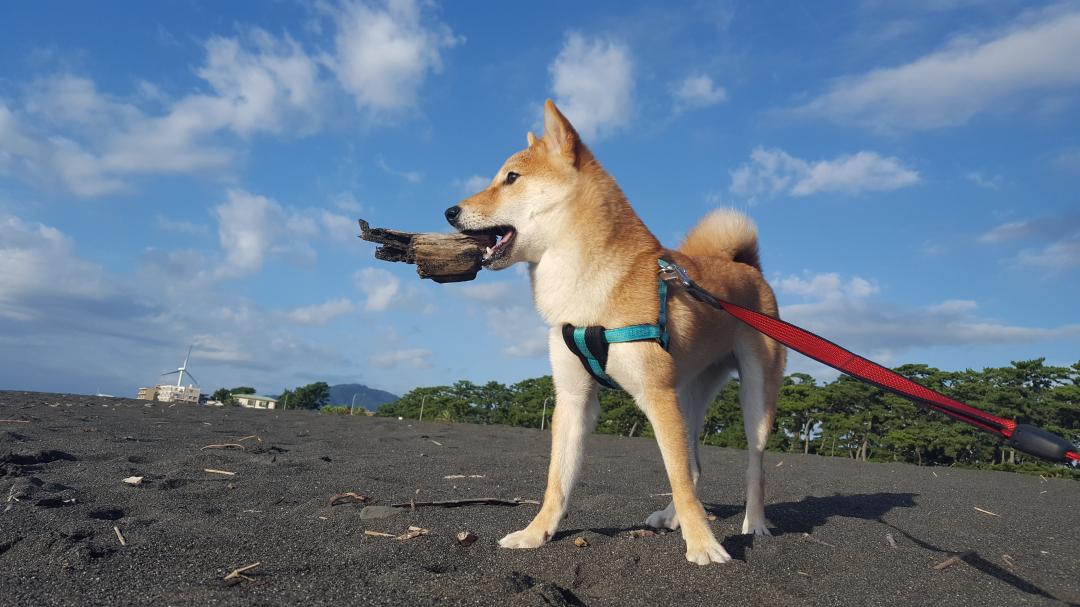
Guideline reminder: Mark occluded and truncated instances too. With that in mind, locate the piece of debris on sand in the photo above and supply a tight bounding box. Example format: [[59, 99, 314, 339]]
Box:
[[122, 476, 144, 486], [395, 526, 430, 541], [456, 531, 478, 546], [224, 562, 262, 583], [328, 491, 373, 507], [574, 537, 589, 547], [629, 529, 656, 538]]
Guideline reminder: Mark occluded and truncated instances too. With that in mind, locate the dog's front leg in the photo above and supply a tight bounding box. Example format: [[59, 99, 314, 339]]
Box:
[[608, 342, 731, 565], [499, 328, 599, 549]]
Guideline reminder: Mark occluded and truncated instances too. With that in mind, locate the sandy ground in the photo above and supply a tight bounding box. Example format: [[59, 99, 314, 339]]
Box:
[[1, 391, 1077, 606]]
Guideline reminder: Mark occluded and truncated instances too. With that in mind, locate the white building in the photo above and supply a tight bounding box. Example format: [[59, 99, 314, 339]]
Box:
[[235, 394, 278, 410], [151, 384, 201, 404]]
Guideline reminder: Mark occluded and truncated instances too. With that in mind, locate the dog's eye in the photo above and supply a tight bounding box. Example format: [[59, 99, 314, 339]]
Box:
[[504, 171, 520, 185]]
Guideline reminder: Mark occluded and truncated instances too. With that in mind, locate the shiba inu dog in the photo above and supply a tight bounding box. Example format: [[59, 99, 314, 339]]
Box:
[[444, 100, 786, 565]]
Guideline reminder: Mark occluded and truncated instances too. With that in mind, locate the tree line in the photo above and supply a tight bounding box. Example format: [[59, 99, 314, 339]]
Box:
[[376, 359, 1079, 479], [210, 382, 332, 410]]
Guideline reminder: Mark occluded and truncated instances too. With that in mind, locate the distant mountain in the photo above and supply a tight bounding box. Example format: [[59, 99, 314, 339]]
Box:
[[328, 383, 398, 411]]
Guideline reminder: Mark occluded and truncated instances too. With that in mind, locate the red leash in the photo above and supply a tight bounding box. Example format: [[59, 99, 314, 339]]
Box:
[[657, 260, 1079, 464]]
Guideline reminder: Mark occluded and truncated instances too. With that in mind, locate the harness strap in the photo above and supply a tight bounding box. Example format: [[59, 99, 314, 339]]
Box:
[[561, 266, 672, 389]]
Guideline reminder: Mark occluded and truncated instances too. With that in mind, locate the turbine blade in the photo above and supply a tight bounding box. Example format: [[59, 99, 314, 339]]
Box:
[[183, 370, 199, 386]]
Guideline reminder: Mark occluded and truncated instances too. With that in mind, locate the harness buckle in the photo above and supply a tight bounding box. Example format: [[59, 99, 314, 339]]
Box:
[[657, 258, 721, 308], [657, 258, 693, 289]]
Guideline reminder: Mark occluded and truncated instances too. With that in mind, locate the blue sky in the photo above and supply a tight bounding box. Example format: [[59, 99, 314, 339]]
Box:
[[1, 0, 1078, 399]]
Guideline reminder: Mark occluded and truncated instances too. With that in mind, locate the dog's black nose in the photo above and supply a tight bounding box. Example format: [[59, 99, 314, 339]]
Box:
[[444, 205, 461, 225]]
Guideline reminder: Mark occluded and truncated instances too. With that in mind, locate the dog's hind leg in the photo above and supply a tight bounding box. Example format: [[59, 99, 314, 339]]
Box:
[[499, 328, 599, 549], [645, 363, 733, 530], [735, 331, 783, 536]]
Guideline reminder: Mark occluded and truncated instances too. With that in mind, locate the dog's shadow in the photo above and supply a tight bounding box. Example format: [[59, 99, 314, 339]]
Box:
[[555, 492, 919, 561]]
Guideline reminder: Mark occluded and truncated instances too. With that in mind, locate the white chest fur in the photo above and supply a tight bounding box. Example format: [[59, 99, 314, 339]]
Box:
[[528, 248, 623, 327]]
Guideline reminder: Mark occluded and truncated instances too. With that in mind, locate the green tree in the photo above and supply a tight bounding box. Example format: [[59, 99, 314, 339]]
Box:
[[278, 382, 331, 410]]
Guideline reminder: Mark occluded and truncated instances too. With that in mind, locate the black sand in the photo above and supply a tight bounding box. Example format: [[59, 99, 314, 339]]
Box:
[[1, 391, 1077, 606]]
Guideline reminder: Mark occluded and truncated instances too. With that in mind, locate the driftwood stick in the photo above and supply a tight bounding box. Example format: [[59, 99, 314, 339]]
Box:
[[389, 497, 537, 509], [224, 561, 263, 581], [201, 443, 246, 451], [357, 219, 493, 283]]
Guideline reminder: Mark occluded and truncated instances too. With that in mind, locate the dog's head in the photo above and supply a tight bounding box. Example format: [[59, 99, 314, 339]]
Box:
[[444, 100, 584, 270]]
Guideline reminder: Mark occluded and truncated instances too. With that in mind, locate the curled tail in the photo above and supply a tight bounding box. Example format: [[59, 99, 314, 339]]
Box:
[[679, 209, 761, 270]]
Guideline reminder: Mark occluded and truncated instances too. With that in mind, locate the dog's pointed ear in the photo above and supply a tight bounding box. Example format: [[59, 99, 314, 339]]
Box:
[[542, 99, 580, 166], [526, 131, 537, 147]]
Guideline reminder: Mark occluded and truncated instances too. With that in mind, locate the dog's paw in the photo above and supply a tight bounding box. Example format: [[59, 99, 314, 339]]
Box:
[[741, 516, 772, 536], [684, 534, 732, 565], [645, 507, 679, 530], [498, 527, 549, 549]]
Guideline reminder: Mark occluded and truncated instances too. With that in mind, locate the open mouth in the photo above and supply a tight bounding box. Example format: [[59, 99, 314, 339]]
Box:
[[464, 225, 516, 266]]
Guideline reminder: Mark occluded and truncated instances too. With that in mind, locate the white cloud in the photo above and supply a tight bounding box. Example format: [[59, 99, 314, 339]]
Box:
[[1052, 148, 1080, 173], [328, 0, 460, 113], [355, 267, 402, 312], [797, 7, 1080, 131], [156, 216, 210, 236], [1015, 238, 1080, 271], [369, 348, 432, 369], [449, 279, 548, 358], [490, 306, 549, 358], [0, 212, 373, 397], [965, 171, 1003, 190], [458, 174, 491, 194], [776, 271, 1080, 361], [455, 282, 516, 302], [0, 215, 114, 319], [318, 210, 361, 245], [549, 32, 634, 140], [774, 272, 879, 301], [375, 153, 422, 182], [212, 190, 318, 279], [978, 213, 1080, 272], [673, 74, 727, 111], [333, 194, 364, 214], [730, 147, 920, 201], [0, 3, 461, 197], [284, 298, 356, 325]]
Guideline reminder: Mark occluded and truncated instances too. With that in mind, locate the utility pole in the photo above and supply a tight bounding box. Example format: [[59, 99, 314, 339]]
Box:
[[283, 394, 289, 410], [350, 394, 358, 416], [419, 395, 427, 422], [540, 396, 551, 430]]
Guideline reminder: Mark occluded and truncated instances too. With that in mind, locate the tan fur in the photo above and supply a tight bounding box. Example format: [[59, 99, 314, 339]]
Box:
[[453, 100, 786, 565]]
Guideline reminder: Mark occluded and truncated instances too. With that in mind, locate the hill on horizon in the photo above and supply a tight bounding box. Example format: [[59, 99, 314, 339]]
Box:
[[328, 383, 398, 411]]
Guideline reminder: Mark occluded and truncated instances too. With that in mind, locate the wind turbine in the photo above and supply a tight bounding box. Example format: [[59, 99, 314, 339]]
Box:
[[162, 345, 198, 387]]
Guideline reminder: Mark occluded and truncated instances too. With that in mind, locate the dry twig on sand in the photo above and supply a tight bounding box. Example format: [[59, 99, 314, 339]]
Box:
[[204, 468, 236, 476], [933, 551, 974, 571], [363, 530, 396, 538], [236, 435, 262, 443], [328, 492, 373, 507], [201, 443, 246, 451], [390, 497, 536, 508], [113, 526, 127, 546], [224, 562, 262, 582], [0, 419, 30, 424], [974, 507, 999, 517]]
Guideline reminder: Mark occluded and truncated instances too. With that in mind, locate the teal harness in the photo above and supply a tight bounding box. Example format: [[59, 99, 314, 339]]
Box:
[[560, 260, 672, 389]]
